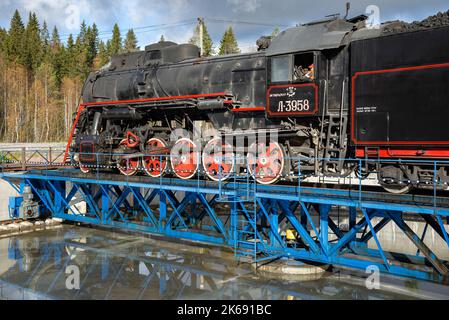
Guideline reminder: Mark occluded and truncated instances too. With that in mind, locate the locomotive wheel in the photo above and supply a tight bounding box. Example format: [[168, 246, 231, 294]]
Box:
[[79, 162, 90, 174], [381, 184, 413, 194], [202, 138, 235, 181], [170, 138, 199, 180], [117, 139, 140, 176], [142, 137, 168, 178], [247, 141, 286, 185]]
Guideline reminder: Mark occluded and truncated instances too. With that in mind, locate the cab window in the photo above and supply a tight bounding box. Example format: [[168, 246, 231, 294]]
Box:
[[270, 55, 291, 83], [293, 53, 315, 82]]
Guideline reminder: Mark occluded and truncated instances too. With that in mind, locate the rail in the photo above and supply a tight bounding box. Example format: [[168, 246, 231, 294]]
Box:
[[0, 147, 448, 210]]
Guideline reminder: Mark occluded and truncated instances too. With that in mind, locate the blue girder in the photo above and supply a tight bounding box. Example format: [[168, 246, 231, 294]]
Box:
[[1, 168, 448, 283]]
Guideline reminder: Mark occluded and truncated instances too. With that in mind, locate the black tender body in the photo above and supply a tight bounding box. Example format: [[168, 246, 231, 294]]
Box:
[[351, 26, 449, 145]]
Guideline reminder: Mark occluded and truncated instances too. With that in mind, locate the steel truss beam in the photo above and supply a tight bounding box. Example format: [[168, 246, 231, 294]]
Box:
[[2, 170, 449, 283]]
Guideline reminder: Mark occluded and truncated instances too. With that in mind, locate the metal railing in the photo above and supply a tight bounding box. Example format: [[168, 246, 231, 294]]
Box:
[[1, 148, 449, 212], [0, 146, 67, 171]]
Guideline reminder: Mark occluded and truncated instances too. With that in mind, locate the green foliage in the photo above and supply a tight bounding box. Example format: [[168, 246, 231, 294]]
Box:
[[272, 27, 280, 37], [85, 24, 99, 67], [124, 29, 138, 53], [24, 12, 43, 71], [50, 27, 63, 87], [51, 26, 61, 50], [98, 41, 110, 66], [74, 29, 90, 78], [5, 10, 25, 64], [0, 9, 255, 143], [0, 28, 7, 54], [40, 21, 50, 55], [64, 34, 76, 77], [218, 26, 240, 55], [189, 19, 213, 56], [79, 21, 87, 44], [110, 24, 122, 55]]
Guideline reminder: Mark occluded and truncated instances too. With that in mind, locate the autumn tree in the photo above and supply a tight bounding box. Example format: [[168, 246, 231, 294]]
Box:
[[0, 11, 249, 143]]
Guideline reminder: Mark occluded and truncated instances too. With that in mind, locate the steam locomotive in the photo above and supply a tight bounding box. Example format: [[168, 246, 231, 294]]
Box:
[[69, 14, 449, 194]]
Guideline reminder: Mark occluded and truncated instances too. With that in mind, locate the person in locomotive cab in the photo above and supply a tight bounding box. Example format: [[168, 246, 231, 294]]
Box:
[[306, 64, 315, 80], [294, 63, 315, 82]]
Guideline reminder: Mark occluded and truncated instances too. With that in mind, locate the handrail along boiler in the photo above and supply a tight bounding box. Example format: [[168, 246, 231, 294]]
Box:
[[70, 14, 449, 193]]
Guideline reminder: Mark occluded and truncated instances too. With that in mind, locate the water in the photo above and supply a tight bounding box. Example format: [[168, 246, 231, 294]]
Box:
[[0, 225, 448, 300]]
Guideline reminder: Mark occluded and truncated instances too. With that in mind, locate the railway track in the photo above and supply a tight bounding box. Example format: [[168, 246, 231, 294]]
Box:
[[3, 168, 448, 213]]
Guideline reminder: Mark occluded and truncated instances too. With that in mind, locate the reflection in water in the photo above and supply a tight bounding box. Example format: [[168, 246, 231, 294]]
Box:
[[0, 226, 448, 300]]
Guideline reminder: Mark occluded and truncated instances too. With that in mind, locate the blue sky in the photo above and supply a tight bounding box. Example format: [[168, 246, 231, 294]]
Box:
[[0, 0, 448, 52]]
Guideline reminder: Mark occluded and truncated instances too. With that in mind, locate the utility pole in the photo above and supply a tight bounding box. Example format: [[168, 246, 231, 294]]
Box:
[[198, 17, 204, 56]]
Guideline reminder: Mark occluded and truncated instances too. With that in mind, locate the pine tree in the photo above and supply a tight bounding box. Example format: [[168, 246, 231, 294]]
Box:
[[271, 27, 280, 37], [79, 20, 87, 45], [218, 26, 240, 55], [64, 34, 76, 77], [160, 35, 165, 42], [50, 26, 63, 86], [98, 41, 110, 67], [189, 19, 213, 56], [91, 23, 99, 52], [0, 28, 7, 53], [110, 24, 122, 55], [40, 21, 50, 61], [51, 26, 61, 50], [85, 24, 99, 67], [24, 12, 43, 71], [66, 34, 75, 52], [75, 30, 89, 77], [5, 9, 25, 63], [41, 21, 50, 48], [124, 29, 138, 53]]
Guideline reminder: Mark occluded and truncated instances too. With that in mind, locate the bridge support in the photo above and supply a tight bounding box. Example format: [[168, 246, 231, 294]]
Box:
[[1, 169, 449, 283]]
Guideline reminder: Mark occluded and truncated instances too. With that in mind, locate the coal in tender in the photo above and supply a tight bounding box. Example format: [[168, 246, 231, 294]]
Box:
[[383, 10, 449, 34]]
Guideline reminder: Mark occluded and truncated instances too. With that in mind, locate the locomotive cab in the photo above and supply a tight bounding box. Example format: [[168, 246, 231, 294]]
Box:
[[266, 51, 321, 117], [269, 52, 316, 84]]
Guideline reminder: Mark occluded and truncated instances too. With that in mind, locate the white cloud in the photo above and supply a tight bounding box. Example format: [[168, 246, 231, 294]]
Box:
[[226, 0, 262, 12], [1, 0, 447, 50]]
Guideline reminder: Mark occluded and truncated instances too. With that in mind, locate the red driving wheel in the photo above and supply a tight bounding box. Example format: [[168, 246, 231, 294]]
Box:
[[247, 141, 286, 185], [117, 139, 140, 176], [202, 138, 235, 181], [142, 137, 168, 177], [79, 162, 90, 173], [170, 138, 199, 180]]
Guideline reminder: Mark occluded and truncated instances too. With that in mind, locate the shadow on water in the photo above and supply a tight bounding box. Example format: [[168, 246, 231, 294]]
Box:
[[0, 225, 448, 300]]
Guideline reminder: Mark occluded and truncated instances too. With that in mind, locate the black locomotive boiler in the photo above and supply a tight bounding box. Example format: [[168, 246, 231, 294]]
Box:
[[68, 13, 449, 194]]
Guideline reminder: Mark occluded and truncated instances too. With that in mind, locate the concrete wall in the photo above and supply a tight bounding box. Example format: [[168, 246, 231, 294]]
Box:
[[0, 180, 19, 221]]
